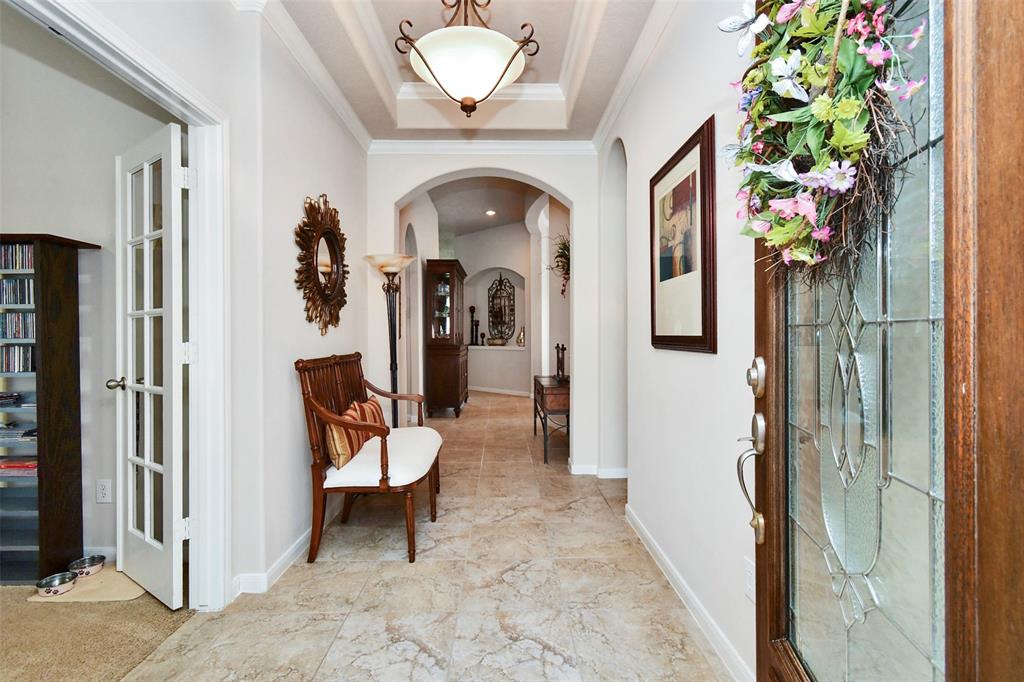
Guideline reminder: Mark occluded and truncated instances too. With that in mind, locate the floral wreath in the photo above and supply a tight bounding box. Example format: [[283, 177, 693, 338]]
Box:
[[719, 0, 927, 279]]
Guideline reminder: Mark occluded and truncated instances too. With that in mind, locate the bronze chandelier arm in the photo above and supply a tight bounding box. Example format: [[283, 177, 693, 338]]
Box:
[[395, 19, 416, 54]]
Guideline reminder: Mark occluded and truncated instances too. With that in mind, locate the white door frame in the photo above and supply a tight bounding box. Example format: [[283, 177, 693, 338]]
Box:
[[12, 0, 231, 611]]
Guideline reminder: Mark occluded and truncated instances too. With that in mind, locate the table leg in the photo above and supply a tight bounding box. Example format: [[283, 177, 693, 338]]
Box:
[[533, 399, 538, 436], [541, 410, 550, 464]]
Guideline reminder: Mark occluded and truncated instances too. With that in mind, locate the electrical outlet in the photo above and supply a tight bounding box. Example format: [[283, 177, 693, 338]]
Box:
[[744, 556, 756, 602], [96, 479, 113, 504]]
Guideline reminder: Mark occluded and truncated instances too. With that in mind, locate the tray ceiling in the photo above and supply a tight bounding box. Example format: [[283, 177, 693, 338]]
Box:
[[281, 0, 654, 139]]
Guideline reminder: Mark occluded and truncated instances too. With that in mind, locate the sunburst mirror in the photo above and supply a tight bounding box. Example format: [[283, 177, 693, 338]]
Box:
[[294, 194, 349, 335]]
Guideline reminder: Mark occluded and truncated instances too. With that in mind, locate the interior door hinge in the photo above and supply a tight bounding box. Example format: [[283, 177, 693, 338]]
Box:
[[178, 517, 191, 541], [175, 166, 194, 189], [181, 342, 195, 365]]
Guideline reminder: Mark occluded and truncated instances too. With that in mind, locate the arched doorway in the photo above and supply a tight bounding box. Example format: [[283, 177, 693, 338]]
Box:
[[599, 139, 628, 477]]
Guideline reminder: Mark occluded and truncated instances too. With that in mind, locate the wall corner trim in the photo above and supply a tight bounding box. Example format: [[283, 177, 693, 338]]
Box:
[[592, 0, 680, 151], [230, 528, 311, 602], [626, 504, 755, 682]]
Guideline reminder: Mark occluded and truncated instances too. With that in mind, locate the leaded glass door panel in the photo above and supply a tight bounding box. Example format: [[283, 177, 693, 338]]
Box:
[[752, 1, 946, 679]]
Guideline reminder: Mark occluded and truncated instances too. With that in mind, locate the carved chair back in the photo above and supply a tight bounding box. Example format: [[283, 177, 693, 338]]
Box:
[[295, 353, 369, 468]]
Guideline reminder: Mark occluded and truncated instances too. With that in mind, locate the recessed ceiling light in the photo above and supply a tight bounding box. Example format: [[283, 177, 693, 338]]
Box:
[[485, 209, 496, 217]]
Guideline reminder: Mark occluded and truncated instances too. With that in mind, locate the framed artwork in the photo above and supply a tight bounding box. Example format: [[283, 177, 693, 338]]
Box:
[[649, 115, 717, 353]]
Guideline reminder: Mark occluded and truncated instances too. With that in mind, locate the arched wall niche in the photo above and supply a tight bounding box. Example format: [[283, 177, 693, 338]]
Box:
[[366, 152, 599, 473]]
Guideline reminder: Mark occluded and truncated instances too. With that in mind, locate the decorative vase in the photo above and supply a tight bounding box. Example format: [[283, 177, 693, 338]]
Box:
[[516, 327, 526, 347]]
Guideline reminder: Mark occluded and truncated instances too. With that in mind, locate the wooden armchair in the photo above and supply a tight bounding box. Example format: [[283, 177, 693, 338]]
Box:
[[294, 353, 442, 563]]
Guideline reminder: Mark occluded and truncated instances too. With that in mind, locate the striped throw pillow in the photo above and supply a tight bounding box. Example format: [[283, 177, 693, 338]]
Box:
[[357, 396, 386, 427], [324, 402, 368, 470]]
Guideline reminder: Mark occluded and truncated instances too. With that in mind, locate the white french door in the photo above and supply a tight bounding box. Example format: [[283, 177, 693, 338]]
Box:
[[113, 124, 185, 609]]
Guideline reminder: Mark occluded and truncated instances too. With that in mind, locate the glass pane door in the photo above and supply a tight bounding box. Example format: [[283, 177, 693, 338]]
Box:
[[785, 2, 944, 680], [432, 271, 452, 340], [127, 159, 167, 546]]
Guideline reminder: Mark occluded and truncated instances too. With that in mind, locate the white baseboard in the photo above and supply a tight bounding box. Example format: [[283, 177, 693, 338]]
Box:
[[231, 527, 312, 599], [597, 467, 628, 479], [468, 385, 532, 398], [625, 504, 754, 682], [569, 462, 597, 475]]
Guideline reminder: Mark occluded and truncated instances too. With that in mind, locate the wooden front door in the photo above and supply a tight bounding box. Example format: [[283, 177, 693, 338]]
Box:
[[748, 1, 1024, 679]]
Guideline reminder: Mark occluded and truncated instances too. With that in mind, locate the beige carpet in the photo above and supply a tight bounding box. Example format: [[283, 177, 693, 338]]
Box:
[[1, 584, 193, 682], [27, 569, 145, 603]]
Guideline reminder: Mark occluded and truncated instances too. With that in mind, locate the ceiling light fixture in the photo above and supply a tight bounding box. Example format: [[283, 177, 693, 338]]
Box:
[[395, 0, 540, 118], [485, 209, 497, 216]]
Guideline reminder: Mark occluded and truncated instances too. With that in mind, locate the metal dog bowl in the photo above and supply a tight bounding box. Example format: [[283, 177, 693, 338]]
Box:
[[68, 554, 106, 578], [36, 571, 77, 597]]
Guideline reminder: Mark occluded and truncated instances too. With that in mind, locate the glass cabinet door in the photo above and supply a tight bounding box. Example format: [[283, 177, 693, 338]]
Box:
[[431, 271, 452, 341]]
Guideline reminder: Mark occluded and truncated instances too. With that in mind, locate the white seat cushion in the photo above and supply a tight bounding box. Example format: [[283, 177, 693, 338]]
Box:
[[323, 426, 441, 489]]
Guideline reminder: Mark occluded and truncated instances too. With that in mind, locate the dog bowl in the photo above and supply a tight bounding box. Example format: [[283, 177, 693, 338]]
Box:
[[36, 572, 76, 597], [68, 554, 106, 578]]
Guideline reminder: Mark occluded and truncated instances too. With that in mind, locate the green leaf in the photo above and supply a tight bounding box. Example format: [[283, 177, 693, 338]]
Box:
[[837, 38, 874, 92], [829, 119, 871, 156], [807, 122, 826, 160], [769, 106, 815, 123]]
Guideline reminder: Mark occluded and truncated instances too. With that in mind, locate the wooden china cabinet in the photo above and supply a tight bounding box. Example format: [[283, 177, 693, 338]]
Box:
[[423, 259, 468, 417]]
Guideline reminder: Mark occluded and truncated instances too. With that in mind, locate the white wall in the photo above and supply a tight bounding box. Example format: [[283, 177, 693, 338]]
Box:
[[365, 152, 600, 474], [258, 18, 367, 580], [598, 1, 755, 677], [0, 4, 180, 555]]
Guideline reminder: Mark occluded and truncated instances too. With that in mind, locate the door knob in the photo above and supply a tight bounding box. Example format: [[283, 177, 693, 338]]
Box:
[[746, 357, 766, 398], [736, 448, 765, 544], [105, 376, 126, 391]]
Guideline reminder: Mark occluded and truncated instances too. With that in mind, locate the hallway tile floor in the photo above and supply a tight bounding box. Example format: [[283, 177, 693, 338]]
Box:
[[127, 392, 727, 681]]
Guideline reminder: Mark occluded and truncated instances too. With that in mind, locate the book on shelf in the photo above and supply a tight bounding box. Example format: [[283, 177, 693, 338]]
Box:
[[0, 458, 38, 476], [0, 312, 35, 339], [0, 244, 33, 270], [1, 346, 35, 373], [0, 392, 23, 407], [0, 278, 34, 305]]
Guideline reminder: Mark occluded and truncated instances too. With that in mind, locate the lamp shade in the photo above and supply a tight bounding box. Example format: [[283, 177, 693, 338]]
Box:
[[410, 26, 525, 103], [365, 253, 415, 274]]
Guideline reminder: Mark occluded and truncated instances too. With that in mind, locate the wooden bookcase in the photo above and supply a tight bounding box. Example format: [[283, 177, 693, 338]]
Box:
[[0, 234, 99, 582], [423, 259, 468, 417]]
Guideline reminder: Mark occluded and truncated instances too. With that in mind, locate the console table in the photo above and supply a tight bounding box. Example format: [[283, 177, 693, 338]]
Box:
[[533, 375, 569, 464]]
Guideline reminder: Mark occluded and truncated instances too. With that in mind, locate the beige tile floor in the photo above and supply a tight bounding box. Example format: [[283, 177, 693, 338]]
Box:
[[127, 392, 727, 681]]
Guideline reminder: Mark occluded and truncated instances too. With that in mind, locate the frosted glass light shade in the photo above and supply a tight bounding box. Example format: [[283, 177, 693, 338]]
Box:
[[410, 26, 525, 102], [365, 254, 415, 274]]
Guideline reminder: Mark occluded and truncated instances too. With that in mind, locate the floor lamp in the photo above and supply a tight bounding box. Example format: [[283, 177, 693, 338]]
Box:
[[365, 254, 415, 427]]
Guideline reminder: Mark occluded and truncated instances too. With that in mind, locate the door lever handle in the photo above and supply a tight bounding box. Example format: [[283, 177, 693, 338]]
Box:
[[105, 376, 126, 391], [736, 448, 765, 545]]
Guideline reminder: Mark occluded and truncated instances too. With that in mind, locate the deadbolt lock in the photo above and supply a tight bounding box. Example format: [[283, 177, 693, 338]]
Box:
[[746, 357, 766, 398]]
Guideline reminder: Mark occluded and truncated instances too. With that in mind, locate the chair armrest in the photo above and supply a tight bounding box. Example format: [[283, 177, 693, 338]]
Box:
[[307, 397, 390, 438], [307, 396, 393, 488], [364, 379, 425, 403]]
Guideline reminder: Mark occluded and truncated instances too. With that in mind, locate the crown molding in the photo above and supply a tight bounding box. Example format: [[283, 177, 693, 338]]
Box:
[[558, 0, 607, 122], [397, 82, 565, 103], [230, 0, 267, 12], [263, 0, 371, 150], [368, 139, 597, 156], [329, 0, 400, 122], [592, 0, 681, 151]]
